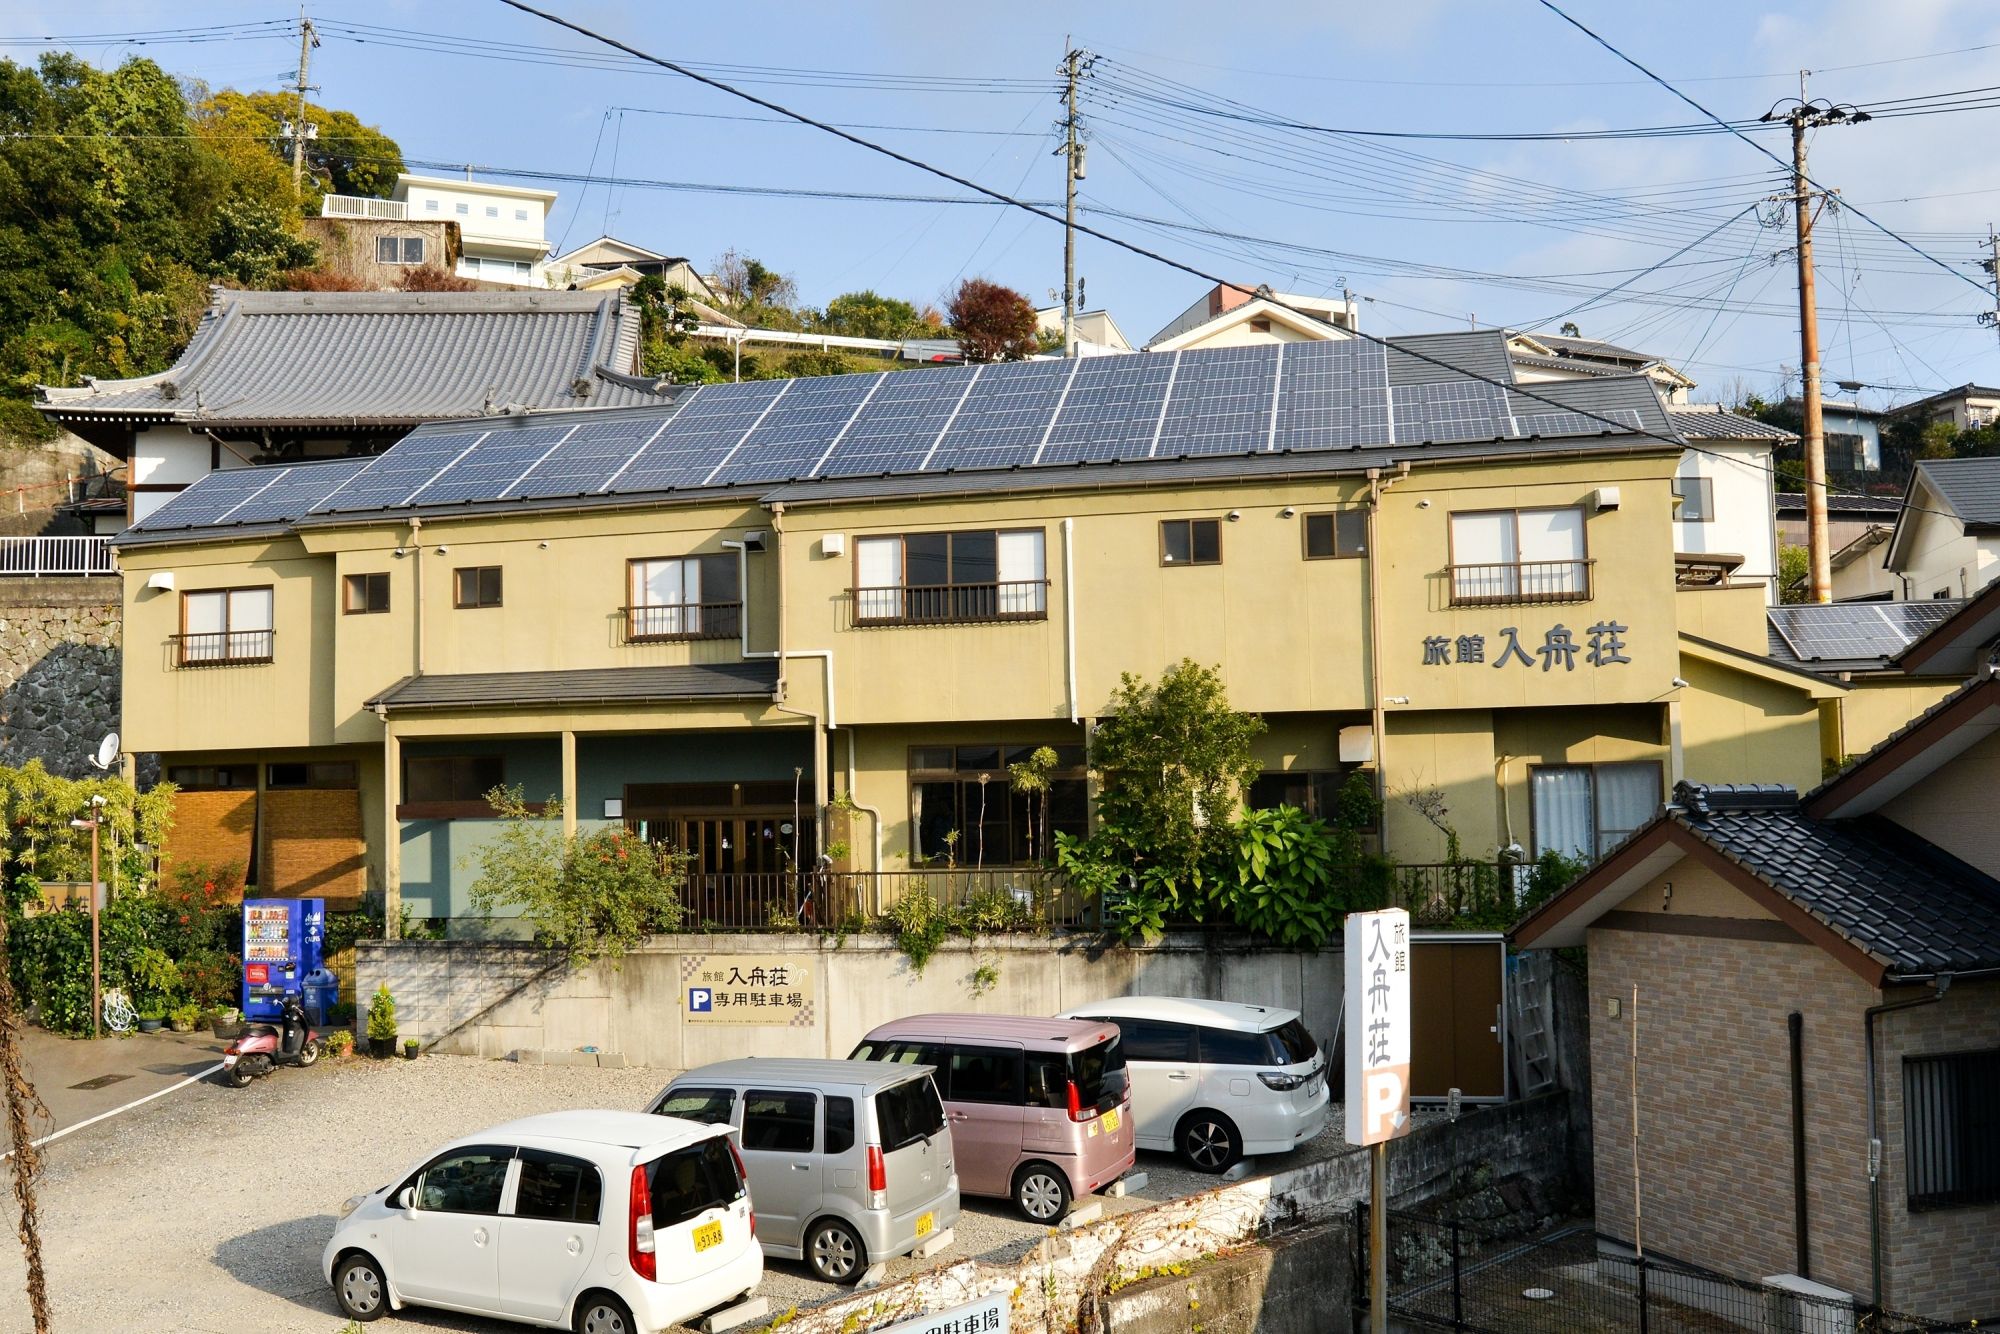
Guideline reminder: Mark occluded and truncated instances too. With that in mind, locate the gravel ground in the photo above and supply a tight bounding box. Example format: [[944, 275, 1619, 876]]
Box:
[[0, 1054, 1371, 1333]]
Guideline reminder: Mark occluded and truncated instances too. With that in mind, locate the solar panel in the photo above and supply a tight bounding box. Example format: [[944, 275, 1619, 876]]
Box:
[[1154, 345, 1280, 457], [1039, 356, 1175, 464], [709, 373, 881, 486], [221, 461, 370, 525], [312, 427, 489, 513], [1272, 340, 1389, 452], [135, 466, 289, 531], [1768, 601, 1964, 661], [509, 414, 674, 499], [815, 368, 972, 478], [1390, 380, 1513, 445], [1512, 406, 1642, 438], [406, 424, 581, 506], [608, 380, 790, 494], [927, 359, 1070, 471]]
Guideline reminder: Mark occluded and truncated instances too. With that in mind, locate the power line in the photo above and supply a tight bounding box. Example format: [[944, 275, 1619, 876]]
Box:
[[608, 105, 1045, 137]]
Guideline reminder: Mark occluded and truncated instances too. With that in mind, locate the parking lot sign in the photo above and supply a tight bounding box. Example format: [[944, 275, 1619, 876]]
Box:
[[1344, 907, 1412, 1146]]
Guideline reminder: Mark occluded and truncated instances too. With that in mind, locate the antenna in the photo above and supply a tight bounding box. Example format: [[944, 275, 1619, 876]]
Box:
[[89, 733, 120, 771]]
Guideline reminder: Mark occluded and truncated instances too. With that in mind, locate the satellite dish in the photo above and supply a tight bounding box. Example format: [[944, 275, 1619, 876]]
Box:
[[91, 733, 120, 771]]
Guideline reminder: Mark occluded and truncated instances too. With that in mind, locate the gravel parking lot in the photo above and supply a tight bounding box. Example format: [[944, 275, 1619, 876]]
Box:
[[0, 1053, 1361, 1332]]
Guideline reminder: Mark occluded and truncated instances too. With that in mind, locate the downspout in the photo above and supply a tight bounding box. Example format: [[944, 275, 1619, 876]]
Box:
[[1864, 975, 1952, 1309], [1788, 1011, 1811, 1278], [1062, 517, 1079, 724], [751, 505, 835, 864], [409, 516, 425, 676], [1365, 464, 1410, 812], [846, 729, 883, 876]]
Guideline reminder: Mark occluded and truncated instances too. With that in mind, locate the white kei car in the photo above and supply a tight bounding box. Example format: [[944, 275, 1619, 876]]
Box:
[[324, 1110, 761, 1333]]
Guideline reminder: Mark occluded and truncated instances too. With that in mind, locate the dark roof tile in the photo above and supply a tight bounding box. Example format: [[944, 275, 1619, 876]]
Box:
[[366, 661, 779, 712]]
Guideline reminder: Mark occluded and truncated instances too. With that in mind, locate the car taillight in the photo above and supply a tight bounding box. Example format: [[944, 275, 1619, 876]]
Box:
[[866, 1144, 887, 1208], [1258, 1070, 1307, 1091], [726, 1138, 755, 1236], [628, 1164, 656, 1282], [1066, 1079, 1087, 1122]]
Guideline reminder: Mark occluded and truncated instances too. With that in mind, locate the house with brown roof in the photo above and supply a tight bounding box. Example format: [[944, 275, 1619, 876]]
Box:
[[1514, 688, 2000, 1322]]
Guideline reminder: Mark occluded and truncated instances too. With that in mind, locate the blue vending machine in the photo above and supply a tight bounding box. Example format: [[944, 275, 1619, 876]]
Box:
[[241, 898, 325, 1021]]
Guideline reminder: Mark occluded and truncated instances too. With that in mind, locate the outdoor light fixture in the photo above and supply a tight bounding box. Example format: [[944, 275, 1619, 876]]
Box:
[[1417, 498, 1432, 508], [1671, 677, 1690, 688], [1384, 695, 1411, 705], [1280, 506, 1296, 518], [1226, 510, 1241, 521]]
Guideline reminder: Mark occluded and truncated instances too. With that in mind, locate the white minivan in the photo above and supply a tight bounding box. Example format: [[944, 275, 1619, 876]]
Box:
[[324, 1110, 760, 1333], [1055, 997, 1328, 1172]]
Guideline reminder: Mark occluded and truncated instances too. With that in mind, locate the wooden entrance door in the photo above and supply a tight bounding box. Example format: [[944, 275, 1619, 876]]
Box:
[[1408, 937, 1507, 1100], [623, 781, 815, 928]]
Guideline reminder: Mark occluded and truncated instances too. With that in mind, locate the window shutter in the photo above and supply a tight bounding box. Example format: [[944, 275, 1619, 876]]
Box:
[[856, 537, 901, 621]]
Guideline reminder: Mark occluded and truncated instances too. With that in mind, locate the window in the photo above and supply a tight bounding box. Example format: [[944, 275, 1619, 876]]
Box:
[[455, 202, 469, 216], [1905, 1048, 2000, 1209], [373, 236, 425, 265], [627, 554, 741, 641], [166, 765, 252, 790], [1026, 1052, 1067, 1109], [266, 762, 357, 790], [178, 587, 274, 666], [1672, 475, 1714, 523], [454, 566, 502, 609], [512, 1149, 603, 1224], [405, 754, 504, 804], [1109, 1019, 1194, 1063], [1264, 1018, 1318, 1065], [1249, 768, 1369, 824], [655, 1087, 735, 1124], [873, 1077, 946, 1151], [946, 1045, 1022, 1105], [514, 207, 528, 221], [343, 572, 390, 614], [1070, 1036, 1127, 1112], [1530, 763, 1660, 859], [485, 205, 500, 218], [1161, 518, 1221, 566], [423, 198, 439, 213], [854, 529, 1046, 623], [645, 1137, 744, 1228], [824, 1096, 856, 1155], [413, 1146, 511, 1214], [1303, 511, 1367, 560], [909, 743, 1088, 866], [1448, 507, 1589, 606], [1199, 1027, 1273, 1068], [742, 1089, 817, 1152], [849, 1038, 945, 1068]]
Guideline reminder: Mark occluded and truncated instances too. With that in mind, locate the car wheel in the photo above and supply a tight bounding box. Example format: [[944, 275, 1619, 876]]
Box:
[[298, 1038, 320, 1067], [1176, 1110, 1242, 1173], [806, 1217, 867, 1284], [1014, 1163, 1072, 1222], [332, 1252, 389, 1321], [573, 1291, 636, 1334]]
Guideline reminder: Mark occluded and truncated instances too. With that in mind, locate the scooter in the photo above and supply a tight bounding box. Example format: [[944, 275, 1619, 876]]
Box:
[[219, 991, 320, 1088]]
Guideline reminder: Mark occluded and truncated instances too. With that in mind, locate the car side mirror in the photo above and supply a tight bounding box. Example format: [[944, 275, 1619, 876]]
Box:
[[398, 1187, 416, 1212]]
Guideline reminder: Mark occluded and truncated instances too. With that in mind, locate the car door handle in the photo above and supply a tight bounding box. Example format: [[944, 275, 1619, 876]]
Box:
[[949, 1111, 969, 1121], [792, 1162, 813, 1171], [472, 1226, 489, 1247], [1167, 1072, 1190, 1080], [566, 1235, 582, 1255]]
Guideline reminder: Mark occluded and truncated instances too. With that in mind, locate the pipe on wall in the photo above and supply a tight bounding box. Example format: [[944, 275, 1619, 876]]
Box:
[[1061, 517, 1079, 725]]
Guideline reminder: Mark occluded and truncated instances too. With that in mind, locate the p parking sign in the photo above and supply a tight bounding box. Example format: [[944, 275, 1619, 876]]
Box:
[[688, 987, 714, 1013], [1344, 907, 1412, 1146]]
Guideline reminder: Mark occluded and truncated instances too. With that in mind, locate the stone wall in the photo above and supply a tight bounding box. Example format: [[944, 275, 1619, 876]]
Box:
[[0, 579, 121, 778]]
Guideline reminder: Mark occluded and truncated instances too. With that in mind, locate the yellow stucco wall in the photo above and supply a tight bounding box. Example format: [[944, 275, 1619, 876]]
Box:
[[1835, 678, 1959, 762], [1677, 653, 1824, 792]]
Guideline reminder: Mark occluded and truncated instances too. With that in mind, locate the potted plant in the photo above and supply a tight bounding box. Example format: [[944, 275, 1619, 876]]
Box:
[[135, 1006, 166, 1034], [366, 984, 398, 1059], [403, 1038, 421, 1061], [323, 1029, 354, 1059], [211, 1006, 245, 1040], [168, 1003, 199, 1034]]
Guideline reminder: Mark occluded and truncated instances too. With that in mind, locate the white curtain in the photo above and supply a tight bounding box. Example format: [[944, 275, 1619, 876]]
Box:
[[1517, 507, 1585, 597], [184, 590, 225, 661], [1531, 767, 1594, 859], [1450, 511, 1515, 601], [635, 558, 692, 635], [996, 530, 1045, 615], [1592, 765, 1660, 855], [856, 536, 901, 620]]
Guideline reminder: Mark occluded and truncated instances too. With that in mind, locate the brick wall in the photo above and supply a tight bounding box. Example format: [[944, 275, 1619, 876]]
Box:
[[263, 788, 366, 908], [161, 789, 256, 891], [1586, 924, 1878, 1297], [1875, 977, 2000, 1320]]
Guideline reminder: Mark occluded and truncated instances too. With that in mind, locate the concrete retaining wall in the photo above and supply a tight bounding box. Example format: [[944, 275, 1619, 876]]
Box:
[[1103, 1222, 1352, 1334], [357, 931, 1347, 1065], [0, 579, 122, 778]]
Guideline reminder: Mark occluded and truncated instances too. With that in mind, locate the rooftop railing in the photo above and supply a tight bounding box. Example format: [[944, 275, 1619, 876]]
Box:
[[320, 195, 409, 221], [0, 536, 116, 577]]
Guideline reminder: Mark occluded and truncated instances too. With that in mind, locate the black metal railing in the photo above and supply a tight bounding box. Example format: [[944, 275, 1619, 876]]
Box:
[[853, 580, 1050, 626], [1447, 559, 1593, 607], [172, 629, 274, 667], [671, 867, 1081, 932], [622, 601, 743, 643]]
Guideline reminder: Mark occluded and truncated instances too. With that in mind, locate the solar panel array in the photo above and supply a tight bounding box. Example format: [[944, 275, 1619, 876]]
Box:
[[1768, 601, 1963, 662], [134, 338, 1663, 533]]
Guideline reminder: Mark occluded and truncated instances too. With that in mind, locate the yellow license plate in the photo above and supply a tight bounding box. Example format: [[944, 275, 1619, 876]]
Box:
[[692, 1221, 723, 1252], [915, 1211, 935, 1238], [1101, 1108, 1120, 1133]]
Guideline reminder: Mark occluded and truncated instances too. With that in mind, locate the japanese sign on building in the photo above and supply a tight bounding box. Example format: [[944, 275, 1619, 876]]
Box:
[[1344, 908, 1412, 1147], [681, 955, 817, 1026], [1420, 621, 1630, 670], [880, 1292, 1008, 1334]]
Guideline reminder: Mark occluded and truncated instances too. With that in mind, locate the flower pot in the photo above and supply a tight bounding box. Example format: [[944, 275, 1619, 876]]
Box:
[[212, 1018, 244, 1040], [168, 1020, 193, 1034], [369, 1036, 397, 1059], [403, 1042, 421, 1061], [136, 1017, 165, 1034]]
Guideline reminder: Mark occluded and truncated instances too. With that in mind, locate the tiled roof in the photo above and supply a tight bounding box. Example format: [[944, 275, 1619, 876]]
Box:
[[36, 288, 670, 426], [1531, 333, 1656, 363], [1509, 351, 1627, 378], [1773, 491, 1903, 516], [366, 661, 779, 712], [1668, 782, 2000, 976], [1916, 456, 2000, 529], [1665, 407, 1796, 441]]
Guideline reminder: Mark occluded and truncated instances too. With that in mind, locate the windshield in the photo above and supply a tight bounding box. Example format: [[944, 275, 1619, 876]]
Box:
[[1070, 1035, 1127, 1110], [1263, 1018, 1318, 1066], [874, 1075, 946, 1151]]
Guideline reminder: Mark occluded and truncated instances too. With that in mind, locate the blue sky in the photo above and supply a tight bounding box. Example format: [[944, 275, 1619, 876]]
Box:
[[13, 1, 2000, 407]]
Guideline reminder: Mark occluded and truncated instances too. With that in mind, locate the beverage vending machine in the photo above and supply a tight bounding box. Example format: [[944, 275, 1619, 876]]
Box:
[[241, 898, 325, 1021]]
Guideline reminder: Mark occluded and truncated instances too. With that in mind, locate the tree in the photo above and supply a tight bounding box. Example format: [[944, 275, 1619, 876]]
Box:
[[192, 89, 403, 207], [946, 278, 1038, 363], [711, 248, 799, 318], [1558, 321, 1581, 337], [1777, 542, 1810, 604], [819, 289, 925, 340]]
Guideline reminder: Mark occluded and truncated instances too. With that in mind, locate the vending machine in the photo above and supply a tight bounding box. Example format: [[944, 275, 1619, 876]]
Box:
[[241, 898, 325, 1021]]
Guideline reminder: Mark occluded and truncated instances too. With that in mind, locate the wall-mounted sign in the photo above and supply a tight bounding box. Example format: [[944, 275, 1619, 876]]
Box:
[[880, 1292, 1008, 1334], [681, 955, 817, 1027], [1345, 907, 1412, 1147], [1421, 620, 1630, 670]]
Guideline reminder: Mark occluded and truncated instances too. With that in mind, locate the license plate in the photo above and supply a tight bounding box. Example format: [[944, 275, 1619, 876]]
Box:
[[915, 1211, 934, 1238], [692, 1220, 723, 1252], [1101, 1108, 1120, 1133]]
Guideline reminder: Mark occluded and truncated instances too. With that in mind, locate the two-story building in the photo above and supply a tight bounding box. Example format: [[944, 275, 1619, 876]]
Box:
[[390, 173, 558, 286], [110, 331, 1852, 927]]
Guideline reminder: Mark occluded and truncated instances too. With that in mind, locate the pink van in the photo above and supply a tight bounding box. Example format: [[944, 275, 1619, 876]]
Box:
[[851, 1014, 1133, 1221]]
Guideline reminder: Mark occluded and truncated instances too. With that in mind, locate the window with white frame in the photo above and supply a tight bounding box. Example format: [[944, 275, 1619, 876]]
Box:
[[423, 198, 439, 213], [374, 236, 425, 265], [1672, 474, 1714, 522], [179, 587, 274, 665], [1449, 507, 1588, 605], [1530, 763, 1659, 859], [854, 529, 1046, 624], [627, 553, 741, 641], [515, 208, 528, 221], [485, 205, 499, 218], [455, 202, 469, 215]]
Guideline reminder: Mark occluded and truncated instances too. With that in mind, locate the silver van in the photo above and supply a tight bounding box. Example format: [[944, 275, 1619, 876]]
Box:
[[646, 1058, 960, 1284]]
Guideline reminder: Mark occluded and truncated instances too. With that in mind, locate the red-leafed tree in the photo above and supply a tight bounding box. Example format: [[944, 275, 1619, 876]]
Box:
[[946, 277, 1039, 363]]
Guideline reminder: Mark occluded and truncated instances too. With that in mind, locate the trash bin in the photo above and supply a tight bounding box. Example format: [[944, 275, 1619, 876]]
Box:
[[301, 968, 340, 1027]]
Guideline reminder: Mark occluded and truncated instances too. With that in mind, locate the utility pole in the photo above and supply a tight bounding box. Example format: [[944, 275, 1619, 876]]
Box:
[[288, 12, 320, 191], [1984, 226, 2000, 339], [1763, 78, 1870, 604], [1057, 43, 1095, 356]]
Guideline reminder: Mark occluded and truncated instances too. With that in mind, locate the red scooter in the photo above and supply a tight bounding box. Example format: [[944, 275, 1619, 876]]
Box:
[[220, 992, 321, 1088]]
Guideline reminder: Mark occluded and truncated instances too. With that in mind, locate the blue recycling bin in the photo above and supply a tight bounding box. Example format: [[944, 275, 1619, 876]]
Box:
[[301, 968, 340, 1027]]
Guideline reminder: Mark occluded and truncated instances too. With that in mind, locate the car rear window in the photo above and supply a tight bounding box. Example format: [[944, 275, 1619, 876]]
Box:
[[1070, 1035, 1127, 1110], [646, 1135, 743, 1228], [1198, 1025, 1273, 1068], [874, 1075, 946, 1151], [1263, 1018, 1317, 1066]]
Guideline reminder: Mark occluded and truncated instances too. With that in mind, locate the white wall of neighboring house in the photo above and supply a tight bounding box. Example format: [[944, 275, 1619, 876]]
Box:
[[1674, 441, 1778, 600], [1890, 499, 2000, 600], [391, 174, 555, 286], [1830, 533, 1898, 602], [128, 427, 254, 523]]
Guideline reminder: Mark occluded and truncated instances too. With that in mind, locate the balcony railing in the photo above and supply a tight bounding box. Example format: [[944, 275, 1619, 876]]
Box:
[[320, 194, 409, 220], [172, 630, 275, 668], [675, 868, 1080, 932], [854, 580, 1050, 626], [0, 536, 115, 577], [1447, 559, 1593, 607], [623, 601, 742, 643]]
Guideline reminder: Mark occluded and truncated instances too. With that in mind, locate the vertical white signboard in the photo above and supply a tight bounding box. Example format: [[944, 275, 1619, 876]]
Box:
[[1344, 907, 1412, 1146]]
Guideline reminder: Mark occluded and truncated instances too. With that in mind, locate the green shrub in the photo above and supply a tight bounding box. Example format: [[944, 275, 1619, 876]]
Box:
[[366, 984, 397, 1040]]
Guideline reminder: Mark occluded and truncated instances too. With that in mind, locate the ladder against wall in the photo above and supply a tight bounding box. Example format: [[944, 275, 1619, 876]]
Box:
[[1507, 951, 1559, 1098]]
